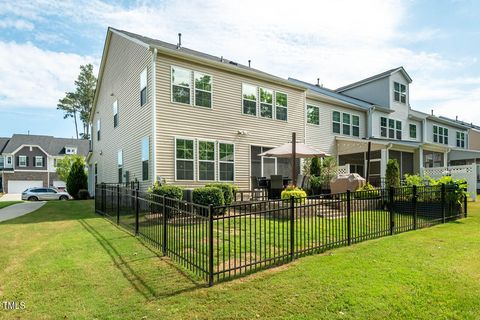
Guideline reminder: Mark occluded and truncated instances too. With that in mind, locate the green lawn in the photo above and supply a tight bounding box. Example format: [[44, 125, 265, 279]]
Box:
[[1, 200, 479, 319], [0, 201, 22, 209]]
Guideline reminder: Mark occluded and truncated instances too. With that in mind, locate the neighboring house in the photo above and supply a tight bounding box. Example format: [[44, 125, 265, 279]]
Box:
[[0, 134, 89, 193], [89, 27, 479, 194]]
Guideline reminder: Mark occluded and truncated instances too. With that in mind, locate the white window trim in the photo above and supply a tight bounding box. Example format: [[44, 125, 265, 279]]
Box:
[[333, 110, 361, 137], [433, 125, 449, 145], [141, 136, 150, 181], [6, 156, 12, 165], [259, 87, 274, 119], [332, 111, 341, 134], [275, 91, 288, 122], [171, 65, 192, 106], [306, 104, 320, 126], [197, 139, 216, 182], [218, 141, 235, 182], [97, 119, 101, 141], [393, 81, 406, 104], [19, 155, 27, 167], [241, 83, 258, 117], [113, 100, 118, 127], [194, 71, 213, 109], [456, 131, 466, 148], [35, 156, 43, 167], [140, 68, 147, 91], [409, 123, 417, 139], [174, 136, 196, 181], [352, 115, 360, 137]]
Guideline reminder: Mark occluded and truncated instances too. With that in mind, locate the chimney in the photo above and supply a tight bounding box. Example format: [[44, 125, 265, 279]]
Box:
[[177, 33, 182, 49], [248, 60, 251, 68], [431, 109, 434, 116]]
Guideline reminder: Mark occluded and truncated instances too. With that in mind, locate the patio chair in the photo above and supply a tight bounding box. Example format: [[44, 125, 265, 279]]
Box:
[[270, 175, 283, 199], [250, 176, 262, 201]]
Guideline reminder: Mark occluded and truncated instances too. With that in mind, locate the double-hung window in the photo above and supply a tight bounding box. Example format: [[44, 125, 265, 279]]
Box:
[[194, 72, 212, 108], [141, 137, 149, 181], [275, 92, 288, 121], [456, 131, 465, 148], [198, 140, 215, 181], [140, 68, 147, 106], [394, 82, 406, 104], [219, 143, 234, 181], [176, 138, 194, 180], [380, 117, 388, 137], [113, 100, 118, 128], [19, 155, 27, 167], [97, 119, 101, 141], [307, 105, 319, 125], [409, 124, 417, 139], [342, 113, 351, 135], [0, 157, 4, 168], [388, 119, 395, 139], [396, 121, 402, 140], [35, 156, 43, 167], [117, 150, 123, 183], [352, 115, 360, 137], [332, 111, 341, 134], [171, 66, 191, 104], [433, 125, 448, 144], [242, 84, 257, 116], [260, 88, 273, 119]]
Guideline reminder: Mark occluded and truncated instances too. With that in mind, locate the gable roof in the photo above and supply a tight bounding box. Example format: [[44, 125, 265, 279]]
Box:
[[1, 134, 90, 156], [0, 138, 9, 153], [336, 66, 412, 92]]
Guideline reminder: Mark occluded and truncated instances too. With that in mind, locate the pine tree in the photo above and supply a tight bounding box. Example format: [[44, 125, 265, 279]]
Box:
[[66, 158, 88, 199]]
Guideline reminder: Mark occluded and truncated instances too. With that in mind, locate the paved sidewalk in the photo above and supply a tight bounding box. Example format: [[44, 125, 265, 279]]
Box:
[[0, 194, 22, 201], [0, 202, 46, 222]]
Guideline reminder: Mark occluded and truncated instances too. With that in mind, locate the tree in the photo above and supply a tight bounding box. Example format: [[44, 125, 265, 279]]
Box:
[[56, 155, 86, 181], [66, 157, 88, 199], [386, 159, 400, 188], [310, 156, 321, 176], [58, 64, 96, 139]]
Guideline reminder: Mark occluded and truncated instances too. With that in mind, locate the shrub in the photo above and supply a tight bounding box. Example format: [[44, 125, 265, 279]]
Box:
[[205, 183, 236, 205], [404, 174, 424, 187], [354, 182, 380, 198], [309, 176, 322, 188], [193, 187, 225, 211], [310, 156, 321, 176], [66, 158, 88, 200], [148, 182, 183, 200], [78, 189, 90, 200], [385, 159, 400, 188], [281, 186, 307, 204]]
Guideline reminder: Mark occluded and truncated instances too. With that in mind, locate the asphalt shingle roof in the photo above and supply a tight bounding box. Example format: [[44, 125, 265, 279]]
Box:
[[1, 134, 90, 156]]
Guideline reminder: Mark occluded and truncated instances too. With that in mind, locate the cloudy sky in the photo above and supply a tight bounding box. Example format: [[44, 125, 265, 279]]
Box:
[[0, 0, 479, 138]]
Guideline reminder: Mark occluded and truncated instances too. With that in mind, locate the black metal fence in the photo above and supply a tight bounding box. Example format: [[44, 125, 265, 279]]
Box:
[[95, 183, 467, 285]]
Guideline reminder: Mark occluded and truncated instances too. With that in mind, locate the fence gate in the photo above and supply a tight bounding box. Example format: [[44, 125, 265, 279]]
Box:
[[422, 164, 477, 201]]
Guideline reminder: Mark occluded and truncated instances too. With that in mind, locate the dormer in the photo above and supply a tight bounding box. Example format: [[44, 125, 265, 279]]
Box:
[[65, 146, 77, 155], [336, 67, 412, 110]]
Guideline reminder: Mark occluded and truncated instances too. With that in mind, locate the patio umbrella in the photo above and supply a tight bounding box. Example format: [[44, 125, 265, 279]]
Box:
[[258, 132, 330, 186]]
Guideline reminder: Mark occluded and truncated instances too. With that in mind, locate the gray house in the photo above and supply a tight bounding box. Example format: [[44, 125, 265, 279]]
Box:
[[0, 134, 89, 193]]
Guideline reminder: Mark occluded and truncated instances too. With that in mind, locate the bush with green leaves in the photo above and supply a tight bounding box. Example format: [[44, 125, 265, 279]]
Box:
[[66, 158, 88, 200], [310, 156, 321, 177], [385, 159, 400, 188], [193, 187, 225, 210], [148, 182, 183, 200], [205, 183, 236, 205], [354, 182, 380, 199], [309, 175, 322, 188], [281, 186, 307, 204]]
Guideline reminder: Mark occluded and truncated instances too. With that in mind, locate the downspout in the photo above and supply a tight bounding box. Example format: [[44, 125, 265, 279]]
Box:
[[151, 47, 157, 182]]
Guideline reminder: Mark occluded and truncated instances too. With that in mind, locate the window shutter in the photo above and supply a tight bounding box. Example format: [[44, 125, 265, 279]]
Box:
[[16, 156, 19, 166], [26, 156, 29, 167], [43, 157, 46, 167]]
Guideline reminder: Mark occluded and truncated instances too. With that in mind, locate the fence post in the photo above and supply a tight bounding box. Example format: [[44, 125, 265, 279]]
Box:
[[208, 204, 214, 286], [412, 185, 417, 230], [389, 187, 395, 235], [441, 183, 446, 223], [135, 189, 139, 235], [116, 184, 120, 225], [101, 183, 106, 214], [347, 190, 351, 246], [290, 196, 295, 260], [464, 187, 468, 218], [162, 195, 167, 256]]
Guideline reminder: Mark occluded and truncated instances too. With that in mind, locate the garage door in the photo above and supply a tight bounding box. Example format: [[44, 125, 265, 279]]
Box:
[[53, 180, 66, 188], [8, 180, 43, 193]]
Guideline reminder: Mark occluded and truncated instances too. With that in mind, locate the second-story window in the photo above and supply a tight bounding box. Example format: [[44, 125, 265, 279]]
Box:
[[172, 66, 191, 104], [394, 82, 406, 104], [194, 72, 212, 108], [456, 131, 466, 148], [381, 117, 401, 140], [275, 92, 288, 121], [113, 100, 118, 128], [142, 137, 150, 181], [409, 124, 417, 139], [242, 84, 257, 116], [260, 88, 273, 119], [140, 68, 147, 106], [433, 125, 448, 144], [396, 121, 402, 139], [117, 150, 123, 183], [380, 117, 387, 137], [333, 111, 359, 137], [35, 156, 43, 167], [97, 119, 101, 141], [332, 111, 341, 134], [307, 105, 319, 125], [18, 155, 27, 167], [352, 115, 360, 137], [342, 113, 351, 135]]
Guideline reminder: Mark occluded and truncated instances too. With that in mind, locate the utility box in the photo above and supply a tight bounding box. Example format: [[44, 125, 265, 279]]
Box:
[[330, 173, 366, 194]]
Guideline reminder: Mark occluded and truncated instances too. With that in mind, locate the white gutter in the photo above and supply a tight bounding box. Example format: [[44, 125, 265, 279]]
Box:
[[151, 47, 158, 182]]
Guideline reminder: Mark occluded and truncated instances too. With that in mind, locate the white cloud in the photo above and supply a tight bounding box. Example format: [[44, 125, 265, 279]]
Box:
[[0, 41, 97, 109], [0, 18, 34, 31]]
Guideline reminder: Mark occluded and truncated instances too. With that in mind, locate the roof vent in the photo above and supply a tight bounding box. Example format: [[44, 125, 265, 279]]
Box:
[[431, 109, 434, 116], [177, 33, 182, 49], [456, 115, 458, 121], [220, 56, 224, 62], [229, 61, 238, 66], [316, 78, 320, 86], [248, 60, 251, 68]]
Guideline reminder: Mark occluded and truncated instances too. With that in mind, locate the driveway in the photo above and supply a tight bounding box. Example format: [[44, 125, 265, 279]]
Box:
[[0, 202, 46, 222], [0, 194, 22, 201]]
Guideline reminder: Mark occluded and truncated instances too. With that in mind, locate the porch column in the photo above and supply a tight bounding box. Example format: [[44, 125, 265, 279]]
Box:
[[444, 151, 448, 167], [419, 147, 424, 175], [380, 148, 388, 179]]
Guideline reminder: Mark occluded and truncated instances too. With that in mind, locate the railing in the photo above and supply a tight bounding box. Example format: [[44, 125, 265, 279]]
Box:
[[95, 183, 467, 286]]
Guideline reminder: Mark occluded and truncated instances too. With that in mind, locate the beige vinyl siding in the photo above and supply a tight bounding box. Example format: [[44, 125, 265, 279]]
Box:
[[155, 54, 306, 190], [90, 32, 153, 190], [305, 97, 367, 155]]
